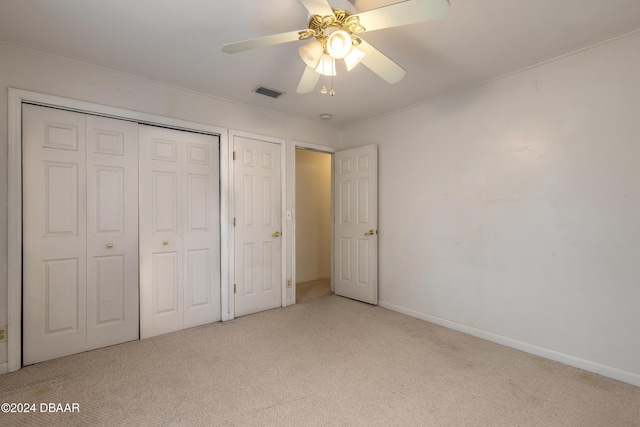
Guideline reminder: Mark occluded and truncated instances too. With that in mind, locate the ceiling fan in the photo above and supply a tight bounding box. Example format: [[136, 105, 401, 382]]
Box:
[[222, 0, 450, 94]]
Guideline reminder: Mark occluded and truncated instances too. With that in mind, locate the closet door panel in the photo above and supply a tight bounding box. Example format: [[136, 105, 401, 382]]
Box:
[[86, 115, 139, 350], [22, 105, 87, 365], [183, 134, 220, 328], [140, 126, 220, 337], [139, 126, 184, 338]]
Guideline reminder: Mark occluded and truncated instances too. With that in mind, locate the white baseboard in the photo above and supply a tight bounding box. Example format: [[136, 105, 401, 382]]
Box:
[[379, 300, 640, 388], [0, 362, 7, 375]]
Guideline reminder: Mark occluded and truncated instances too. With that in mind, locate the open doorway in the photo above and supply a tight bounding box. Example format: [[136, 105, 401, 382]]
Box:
[[295, 148, 332, 302]]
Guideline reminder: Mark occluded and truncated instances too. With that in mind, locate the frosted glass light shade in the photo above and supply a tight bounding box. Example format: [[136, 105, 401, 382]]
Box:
[[299, 40, 324, 68], [344, 47, 366, 71], [315, 55, 336, 76], [327, 30, 352, 59]]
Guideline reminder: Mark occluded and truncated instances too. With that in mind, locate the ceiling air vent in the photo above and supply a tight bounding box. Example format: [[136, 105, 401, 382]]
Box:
[[254, 86, 284, 99]]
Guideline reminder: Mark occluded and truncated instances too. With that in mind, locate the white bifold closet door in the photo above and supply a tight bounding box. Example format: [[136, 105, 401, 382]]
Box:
[[139, 125, 220, 338], [22, 105, 139, 365]]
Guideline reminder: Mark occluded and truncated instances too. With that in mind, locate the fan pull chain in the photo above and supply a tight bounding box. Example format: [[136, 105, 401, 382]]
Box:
[[320, 54, 328, 94], [330, 58, 335, 96], [318, 56, 335, 96]]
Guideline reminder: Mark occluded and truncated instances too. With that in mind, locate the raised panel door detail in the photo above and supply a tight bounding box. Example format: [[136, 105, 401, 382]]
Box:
[[93, 129, 125, 156], [262, 152, 273, 169], [262, 177, 272, 226], [152, 138, 178, 162], [243, 243, 254, 295], [44, 122, 78, 151], [243, 175, 254, 227], [340, 238, 351, 282], [153, 172, 178, 233], [263, 242, 273, 291], [357, 239, 369, 286], [187, 249, 210, 308], [340, 158, 351, 174], [357, 154, 369, 172], [243, 148, 254, 167], [340, 180, 351, 225], [186, 143, 209, 165], [153, 252, 179, 314], [44, 258, 80, 334], [44, 161, 78, 236], [95, 255, 125, 324], [187, 174, 209, 232], [357, 178, 369, 224], [95, 166, 124, 234]]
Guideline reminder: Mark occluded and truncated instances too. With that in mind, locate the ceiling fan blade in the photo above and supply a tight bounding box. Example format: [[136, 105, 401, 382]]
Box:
[[299, 0, 335, 17], [352, 0, 450, 33], [222, 30, 306, 54], [358, 40, 407, 84], [297, 66, 321, 94]]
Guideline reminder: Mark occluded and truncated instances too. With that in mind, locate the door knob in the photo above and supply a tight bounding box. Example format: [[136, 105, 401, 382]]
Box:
[[272, 231, 281, 237], [364, 229, 376, 236], [106, 243, 113, 249], [163, 240, 169, 245]]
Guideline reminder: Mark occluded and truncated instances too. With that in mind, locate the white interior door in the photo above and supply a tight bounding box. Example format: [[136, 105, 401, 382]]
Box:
[[139, 125, 220, 338], [182, 132, 221, 328], [234, 136, 282, 317], [139, 125, 183, 338], [23, 105, 139, 365], [23, 105, 88, 365], [334, 144, 378, 305], [86, 115, 139, 350]]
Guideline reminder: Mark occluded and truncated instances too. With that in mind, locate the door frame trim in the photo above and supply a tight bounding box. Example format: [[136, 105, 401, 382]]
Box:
[[229, 130, 286, 320], [7, 88, 230, 372], [291, 141, 337, 305]]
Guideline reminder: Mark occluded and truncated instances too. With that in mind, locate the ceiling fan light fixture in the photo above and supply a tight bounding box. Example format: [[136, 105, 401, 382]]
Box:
[[327, 30, 352, 59], [315, 54, 336, 76], [344, 46, 366, 71], [299, 40, 324, 68]]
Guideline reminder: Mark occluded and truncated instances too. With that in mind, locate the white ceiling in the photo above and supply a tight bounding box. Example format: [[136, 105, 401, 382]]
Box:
[[1, 0, 640, 129]]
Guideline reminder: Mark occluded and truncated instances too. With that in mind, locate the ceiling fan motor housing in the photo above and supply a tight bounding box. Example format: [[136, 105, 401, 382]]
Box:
[[299, 7, 365, 54]]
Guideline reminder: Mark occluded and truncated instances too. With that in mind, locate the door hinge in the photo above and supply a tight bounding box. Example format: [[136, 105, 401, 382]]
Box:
[[233, 151, 236, 160], [233, 217, 236, 227], [234, 284, 236, 294]]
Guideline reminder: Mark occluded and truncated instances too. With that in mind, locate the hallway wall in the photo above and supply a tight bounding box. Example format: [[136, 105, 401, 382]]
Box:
[[295, 149, 332, 283]]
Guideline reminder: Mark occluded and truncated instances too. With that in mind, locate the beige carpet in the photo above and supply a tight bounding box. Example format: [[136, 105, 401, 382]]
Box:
[[1, 293, 639, 426], [296, 278, 331, 303]]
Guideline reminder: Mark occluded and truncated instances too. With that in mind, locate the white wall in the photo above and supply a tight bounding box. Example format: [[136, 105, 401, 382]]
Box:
[[341, 33, 640, 386], [0, 42, 341, 368], [295, 149, 332, 283]]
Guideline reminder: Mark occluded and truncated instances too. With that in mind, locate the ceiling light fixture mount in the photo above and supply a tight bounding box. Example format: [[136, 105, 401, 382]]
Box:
[[298, 8, 365, 42]]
